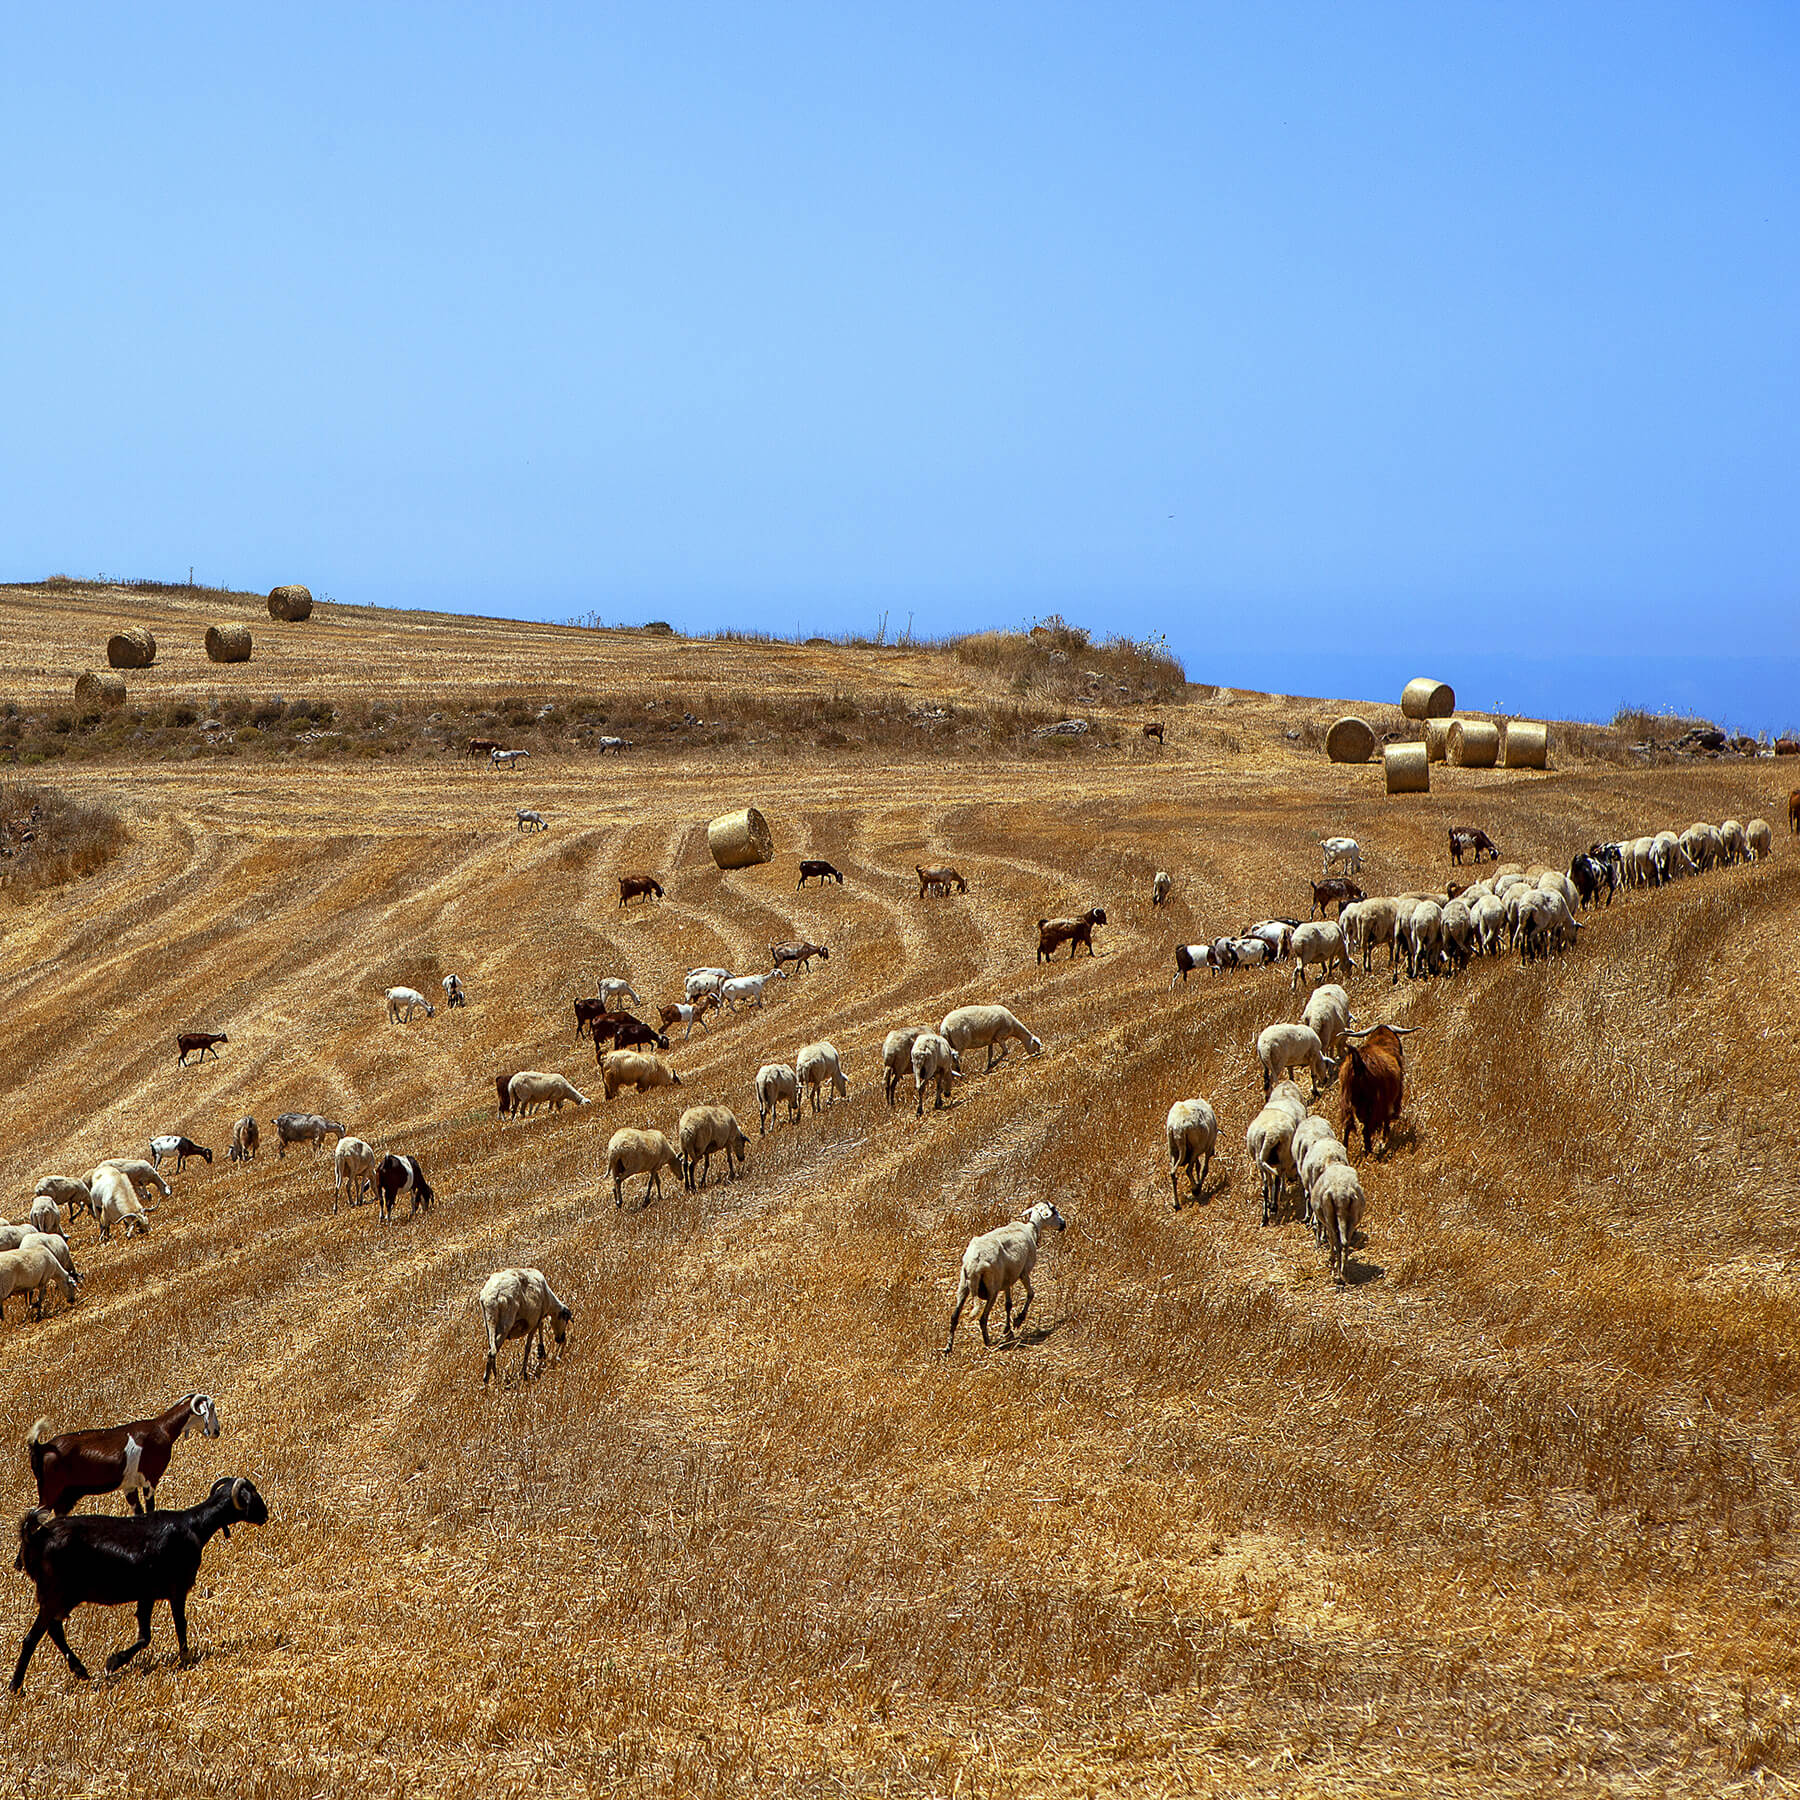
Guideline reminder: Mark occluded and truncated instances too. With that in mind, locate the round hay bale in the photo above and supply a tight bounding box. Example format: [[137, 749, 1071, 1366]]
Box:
[[1401, 677, 1455, 720], [1384, 743, 1430, 794], [267, 584, 313, 621], [74, 669, 126, 708], [1502, 720, 1550, 769], [204, 623, 253, 664], [1423, 717, 1455, 762], [1324, 716, 1376, 763], [707, 806, 775, 870], [106, 626, 156, 669], [1447, 719, 1500, 767]]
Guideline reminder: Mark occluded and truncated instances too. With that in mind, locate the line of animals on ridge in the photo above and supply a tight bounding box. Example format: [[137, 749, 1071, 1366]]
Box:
[[3, 800, 1786, 1686]]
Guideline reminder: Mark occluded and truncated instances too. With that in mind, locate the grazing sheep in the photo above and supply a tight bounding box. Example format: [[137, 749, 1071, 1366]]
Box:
[[1746, 818, 1773, 861], [678, 1106, 749, 1189], [34, 1178, 91, 1224], [605, 1129, 684, 1208], [882, 1028, 927, 1104], [1440, 897, 1475, 970], [1398, 901, 1445, 982], [0, 1244, 77, 1319], [228, 1116, 259, 1162], [332, 1137, 378, 1212], [1257, 1023, 1335, 1099], [1341, 896, 1401, 973], [942, 1202, 1067, 1354], [1321, 837, 1363, 876], [755, 1064, 800, 1133], [1470, 893, 1507, 956], [600, 1052, 682, 1102], [1719, 819, 1747, 864], [1166, 1098, 1217, 1208], [19, 1232, 79, 1291], [1152, 870, 1172, 907], [89, 1167, 150, 1240], [1289, 920, 1353, 990], [1301, 983, 1353, 1061], [25, 1197, 61, 1238], [1312, 1162, 1367, 1284], [796, 1041, 848, 1111], [506, 1071, 590, 1116], [940, 1005, 1042, 1072], [480, 1268, 572, 1384], [909, 1032, 960, 1115], [386, 986, 435, 1024], [916, 865, 968, 896], [90, 1160, 171, 1202]]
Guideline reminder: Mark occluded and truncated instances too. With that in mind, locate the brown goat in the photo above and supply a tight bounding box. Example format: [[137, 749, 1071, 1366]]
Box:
[[618, 874, 665, 907], [1339, 1025, 1415, 1159], [1036, 908, 1106, 962]]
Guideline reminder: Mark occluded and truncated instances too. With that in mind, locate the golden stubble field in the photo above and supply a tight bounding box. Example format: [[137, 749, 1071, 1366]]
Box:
[[2, 591, 1799, 1796]]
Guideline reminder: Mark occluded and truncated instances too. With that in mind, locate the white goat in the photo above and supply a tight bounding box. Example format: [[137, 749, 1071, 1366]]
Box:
[[490, 748, 530, 771], [515, 809, 547, 833], [1321, 837, 1363, 876], [386, 986, 435, 1023], [597, 977, 641, 1012], [333, 1137, 378, 1212], [943, 1202, 1067, 1354], [720, 970, 785, 1010]]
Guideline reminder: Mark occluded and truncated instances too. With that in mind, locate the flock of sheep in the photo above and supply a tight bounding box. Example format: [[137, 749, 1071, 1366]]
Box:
[[7, 800, 1780, 1370]]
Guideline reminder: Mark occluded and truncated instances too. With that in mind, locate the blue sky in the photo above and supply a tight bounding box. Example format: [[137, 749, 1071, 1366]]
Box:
[[3, 6, 1796, 727]]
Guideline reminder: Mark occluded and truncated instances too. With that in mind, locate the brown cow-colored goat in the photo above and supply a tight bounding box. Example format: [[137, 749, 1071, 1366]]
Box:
[[1037, 908, 1106, 962], [1339, 1025, 1415, 1159]]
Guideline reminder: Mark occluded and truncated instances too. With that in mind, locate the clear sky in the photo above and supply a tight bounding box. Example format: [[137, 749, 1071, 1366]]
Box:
[[4, 6, 1796, 727]]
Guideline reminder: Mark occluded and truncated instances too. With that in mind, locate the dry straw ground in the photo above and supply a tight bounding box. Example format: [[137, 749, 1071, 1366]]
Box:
[[2, 583, 1798, 1797]]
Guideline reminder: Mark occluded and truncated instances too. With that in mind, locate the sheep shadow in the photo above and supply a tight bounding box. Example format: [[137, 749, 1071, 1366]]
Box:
[[1171, 1170, 1228, 1211], [1343, 1254, 1386, 1287], [996, 1320, 1063, 1351]]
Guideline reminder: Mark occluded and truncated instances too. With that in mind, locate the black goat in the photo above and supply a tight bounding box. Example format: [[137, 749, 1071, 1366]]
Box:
[[11, 1476, 267, 1689]]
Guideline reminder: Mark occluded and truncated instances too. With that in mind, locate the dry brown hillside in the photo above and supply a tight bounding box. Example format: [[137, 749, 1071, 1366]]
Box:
[[2, 583, 1798, 1797]]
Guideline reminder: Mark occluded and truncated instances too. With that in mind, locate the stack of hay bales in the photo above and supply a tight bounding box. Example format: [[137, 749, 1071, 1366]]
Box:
[[1502, 720, 1550, 769], [267, 584, 313, 621], [1448, 719, 1500, 767], [75, 670, 126, 708], [1384, 743, 1429, 794], [707, 806, 774, 870], [106, 626, 156, 669], [204, 624, 253, 664], [1401, 678, 1454, 720], [1423, 717, 1455, 762], [1324, 716, 1376, 764]]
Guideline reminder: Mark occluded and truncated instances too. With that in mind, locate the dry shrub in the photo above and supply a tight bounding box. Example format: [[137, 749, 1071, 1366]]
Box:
[[0, 778, 126, 892]]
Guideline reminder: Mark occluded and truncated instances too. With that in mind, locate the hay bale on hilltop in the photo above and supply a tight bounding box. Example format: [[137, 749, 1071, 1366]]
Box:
[[1324, 716, 1375, 763], [1401, 677, 1454, 720], [205, 623, 253, 664], [1447, 719, 1499, 767], [707, 806, 775, 870], [106, 626, 156, 669], [267, 584, 313, 621], [75, 670, 126, 708], [1384, 743, 1429, 794], [1503, 720, 1550, 769]]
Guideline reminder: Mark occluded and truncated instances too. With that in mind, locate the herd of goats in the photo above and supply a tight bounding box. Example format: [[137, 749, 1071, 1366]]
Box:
[[0, 801, 1787, 1689]]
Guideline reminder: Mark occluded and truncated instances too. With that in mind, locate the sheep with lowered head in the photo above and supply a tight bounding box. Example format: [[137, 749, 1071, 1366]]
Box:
[[943, 1202, 1067, 1354], [1300, 983, 1353, 1061], [678, 1105, 749, 1189], [882, 1027, 927, 1106], [755, 1063, 800, 1134], [940, 1004, 1041, 1072], [910, 1031, 960, 1116], [600, 1052, 682, 1102], [507, 1071, 589, 1116], [480, 1267, 572, 1384], [795, 1041, 848, 1112], [605, 1128, 684, 1208], [1257, 1022, 1335, 1099]]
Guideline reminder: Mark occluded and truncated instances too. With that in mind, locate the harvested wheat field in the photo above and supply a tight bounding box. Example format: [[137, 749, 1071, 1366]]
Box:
[[2, 583, 1799, 1797]]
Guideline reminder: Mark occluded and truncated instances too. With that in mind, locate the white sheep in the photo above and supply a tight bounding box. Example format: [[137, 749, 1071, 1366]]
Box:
[[333, 1137, 378, 1211], [442, 972, 466, 1008], [1440, 897, 1474, 969], [939, 1004, 1042, 1072], [720, 970, 786, 1010], [1300, 983, 1353, 1060], [480, 1267, 572, 1384], [1470, 894, 1507, 956], [1289, 920, 1352, 991], [1288, 1115, 1340, 1232], [27, 1196, 63, 1237], [882, 1027, 927, 1104], [1321, 837, 1363, 876], [1152, 869, 1172, 907], [1398, 901, 1445, 982], [678, 1105, 749, 1189], [1312, 1162, 1367, 1284], [507, 1071, 589, 1116], [90, 1159, 171, 1201], [1245, 1086, 1307, 1226], [386, 986, 436, 1023], [1535, 869, 1579, 911], [1746, 819, 1772, 861], [34, 1176, 92, 1224], [0, 1242, 77, 1320], [1719, 819, 1746, 864], [942, 1202, 1067, 1354], [605, 1128, 685, 1208], [795, 1040, 848, 1111], [1165, 1098, 1217, 1208], [89, 1166, 151, 1239], [1257, 1022, 1335, 1098], [909, 1032, 960, 1115], [756, 1063, 800, 1133]]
